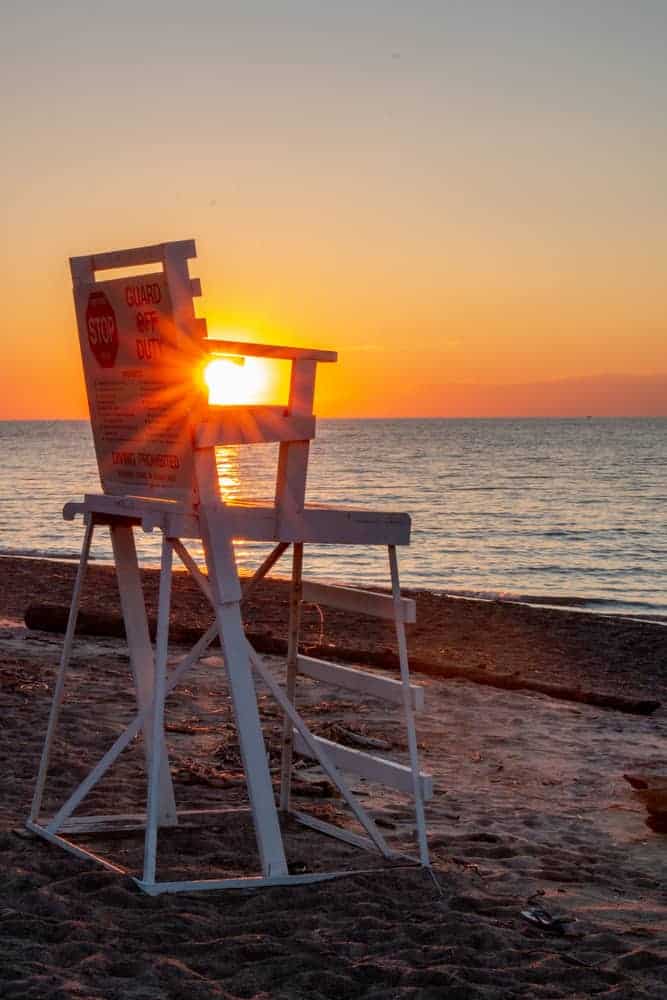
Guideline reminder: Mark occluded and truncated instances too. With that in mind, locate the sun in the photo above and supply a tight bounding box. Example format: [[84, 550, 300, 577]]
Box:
[[204, 356, 271, 406]]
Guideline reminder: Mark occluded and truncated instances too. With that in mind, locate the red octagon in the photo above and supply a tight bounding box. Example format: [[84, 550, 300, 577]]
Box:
[[86, 291, 118, 368]]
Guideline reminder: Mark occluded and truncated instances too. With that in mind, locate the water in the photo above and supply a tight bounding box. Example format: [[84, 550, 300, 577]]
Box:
[[0, 419, 665, 618]]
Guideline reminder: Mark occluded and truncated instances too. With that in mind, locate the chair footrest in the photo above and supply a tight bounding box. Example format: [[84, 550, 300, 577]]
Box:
[[293, 731, 433, 800]]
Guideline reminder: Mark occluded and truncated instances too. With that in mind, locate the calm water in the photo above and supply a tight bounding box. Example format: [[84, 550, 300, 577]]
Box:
[[0, 419, 665, 618]]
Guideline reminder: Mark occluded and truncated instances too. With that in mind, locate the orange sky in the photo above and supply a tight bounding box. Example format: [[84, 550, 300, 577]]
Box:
[[2, 4, 666, 418]]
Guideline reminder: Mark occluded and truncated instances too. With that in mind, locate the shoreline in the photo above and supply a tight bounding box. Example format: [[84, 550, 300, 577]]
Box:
[[2, 550, 665, 625], [2, 553, 666, 708]]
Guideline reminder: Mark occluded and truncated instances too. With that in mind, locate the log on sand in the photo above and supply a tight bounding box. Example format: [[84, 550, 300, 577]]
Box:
[[25, 602, 661, 717]]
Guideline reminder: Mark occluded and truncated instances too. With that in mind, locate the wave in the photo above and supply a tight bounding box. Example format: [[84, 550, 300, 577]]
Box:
[[0, 548, 112, 564], [431, 588, 667, 622]]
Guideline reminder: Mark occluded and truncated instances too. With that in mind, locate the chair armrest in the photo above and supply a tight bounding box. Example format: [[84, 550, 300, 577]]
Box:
[[204, 339, 337, 362]]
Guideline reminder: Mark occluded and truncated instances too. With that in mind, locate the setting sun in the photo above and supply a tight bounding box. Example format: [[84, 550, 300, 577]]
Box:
[[204, 356, 271, 406]]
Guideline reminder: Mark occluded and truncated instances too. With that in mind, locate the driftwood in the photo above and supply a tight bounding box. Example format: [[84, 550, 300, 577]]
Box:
[[303, 641, 661, 717], [24, 602, 660, 717], [25, 603, 213, 648], [23, 603, 289, 656]]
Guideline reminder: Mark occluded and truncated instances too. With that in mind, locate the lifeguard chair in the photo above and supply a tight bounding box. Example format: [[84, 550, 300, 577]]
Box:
[[28, 239, 431, 893]]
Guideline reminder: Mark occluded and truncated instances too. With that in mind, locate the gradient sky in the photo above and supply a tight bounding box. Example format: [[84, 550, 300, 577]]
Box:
[[2, 1, 666, 417]]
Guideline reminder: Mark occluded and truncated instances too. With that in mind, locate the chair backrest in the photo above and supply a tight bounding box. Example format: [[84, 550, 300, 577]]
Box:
[[71, 240, 206, 504], [71, 239, 337, 517]]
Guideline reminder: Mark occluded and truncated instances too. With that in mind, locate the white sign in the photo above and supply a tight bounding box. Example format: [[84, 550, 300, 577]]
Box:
[[74, 271, 203, 501]]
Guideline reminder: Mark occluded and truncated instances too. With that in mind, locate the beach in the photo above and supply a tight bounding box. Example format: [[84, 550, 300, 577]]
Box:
[[1, 555, 666, 998]]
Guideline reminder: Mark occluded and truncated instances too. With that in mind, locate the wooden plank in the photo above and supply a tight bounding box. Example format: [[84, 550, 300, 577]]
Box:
[[284, 507, 410, 545], [110, 524, 177, 825], [288, 358, 318, 413], [292, 732, 433, 800], [142, 537, 175, 884], [59, 814, 148, 834], [291, 810, 381, 853], [65, 493, 201, 538], [197, 503, 275, 548], [26, 823, 128, 875], [29, 521, 95, 822], [135, 869, 366, 895], [275, 359, 316, 538], [280, 543, 304, 810], [297, 655, 424, 712], [301, 580, 416, 623], [291, 812, 420, 865], [80, 494, 185, 517], [64, 495, 410, 547], [204, 339, 337, 362], [196, 450, 289, 878], [196, 408, 316, 448], [277, 507, 410, 546], [58, 807, 248, 834], [69, 254, 94, 285], [163, 240, 205, 348], [58, 813, 175, 835], [76, 239, 196, 273], [389, 544, 430, 866]]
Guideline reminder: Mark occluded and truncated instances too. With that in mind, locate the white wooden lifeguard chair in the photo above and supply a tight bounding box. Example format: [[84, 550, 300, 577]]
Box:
[[28, 239, 432, 894]]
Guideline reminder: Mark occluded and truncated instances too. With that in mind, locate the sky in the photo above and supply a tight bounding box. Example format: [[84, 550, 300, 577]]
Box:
[[2, 1, 666, 418]]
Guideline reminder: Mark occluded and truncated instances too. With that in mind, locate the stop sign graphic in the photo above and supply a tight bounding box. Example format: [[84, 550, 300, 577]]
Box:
[[86, 291, 119, 368]]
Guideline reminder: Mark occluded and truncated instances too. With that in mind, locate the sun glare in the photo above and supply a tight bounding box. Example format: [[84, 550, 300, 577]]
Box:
[[204, 356, 271, 406]]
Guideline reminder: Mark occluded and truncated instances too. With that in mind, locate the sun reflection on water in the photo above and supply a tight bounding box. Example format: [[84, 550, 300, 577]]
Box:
[[215, 446, 241, 502]]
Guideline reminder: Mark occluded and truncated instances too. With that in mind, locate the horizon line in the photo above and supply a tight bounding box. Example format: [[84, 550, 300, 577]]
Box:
[[2, 413, 666, 422]]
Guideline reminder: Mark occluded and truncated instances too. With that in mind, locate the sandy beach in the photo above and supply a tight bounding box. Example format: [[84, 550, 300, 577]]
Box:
[[1, 554, 666, 998], [5, 1, 667, 996]]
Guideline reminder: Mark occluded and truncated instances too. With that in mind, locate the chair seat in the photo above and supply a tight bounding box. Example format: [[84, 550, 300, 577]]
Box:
[[64, 494, 411, 546]]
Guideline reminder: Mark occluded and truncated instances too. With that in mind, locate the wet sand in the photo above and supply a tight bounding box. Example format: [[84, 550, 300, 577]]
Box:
[[1, 555, 666, 998]]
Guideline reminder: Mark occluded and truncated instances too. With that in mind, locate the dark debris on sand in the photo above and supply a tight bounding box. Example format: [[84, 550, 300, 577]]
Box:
[[6, 554, 667, 708]]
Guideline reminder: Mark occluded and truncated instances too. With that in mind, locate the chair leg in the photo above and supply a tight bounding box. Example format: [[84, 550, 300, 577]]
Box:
[[142, 536, 174, 886], [280, 542, 303, 810], [29, 520, 95, 823], [199, 501, 289, 878], [388, 545, 430, 867], [111, 522, 177, 825]]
